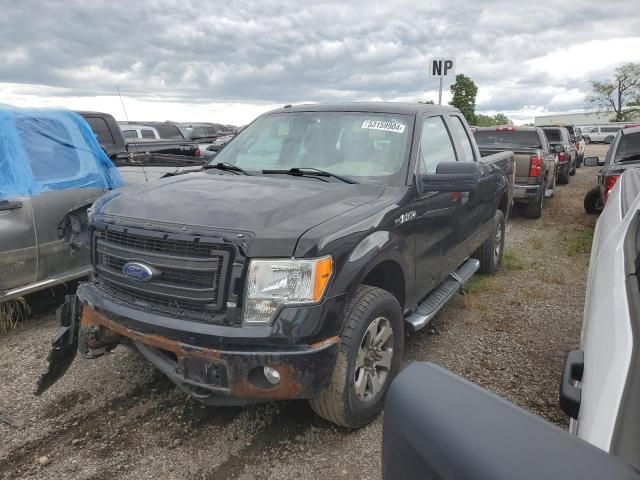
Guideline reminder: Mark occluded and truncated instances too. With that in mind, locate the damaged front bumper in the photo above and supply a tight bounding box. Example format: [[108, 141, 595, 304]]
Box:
[[37, 293, 341, 405]]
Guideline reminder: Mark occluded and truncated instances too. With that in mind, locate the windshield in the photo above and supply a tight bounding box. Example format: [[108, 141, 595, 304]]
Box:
[[211, 112, 412, 185], [614, 132, 640, 162], [474, 130, 541, 148]]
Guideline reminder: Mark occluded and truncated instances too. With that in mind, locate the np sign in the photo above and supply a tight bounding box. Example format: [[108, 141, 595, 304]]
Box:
[[429, 58, 455, 78]]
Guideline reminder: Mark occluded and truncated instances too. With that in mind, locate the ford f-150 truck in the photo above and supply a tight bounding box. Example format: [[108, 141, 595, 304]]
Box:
[[37, 103, 514, 428]]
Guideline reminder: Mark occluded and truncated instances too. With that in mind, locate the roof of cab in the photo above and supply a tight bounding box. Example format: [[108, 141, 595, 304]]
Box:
[[475, 125, 539, 132], [622, 126, 640, 135], [265, 102, 461, 116]]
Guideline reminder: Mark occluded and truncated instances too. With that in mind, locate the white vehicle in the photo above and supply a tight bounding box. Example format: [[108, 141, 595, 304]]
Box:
[[381, 169, 640, 478], [582, 125, 623, 144], [117, 123, 161, 140], [561, 167, 640, 468]]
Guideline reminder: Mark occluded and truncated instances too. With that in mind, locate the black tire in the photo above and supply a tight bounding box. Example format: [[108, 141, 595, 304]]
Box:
[[584, 186, 604, 215], [525, 187, 544, 219], [558, 171, 570, 185], [473, 209, 505, 274], [309, 286, 404, 428], [605, 136, 614, 144], [584, 136, 591, 144], [576, 154, 582, 168]]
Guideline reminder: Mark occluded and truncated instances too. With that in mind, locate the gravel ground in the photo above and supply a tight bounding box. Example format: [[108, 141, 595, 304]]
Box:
[[0, 145, 607, 480]]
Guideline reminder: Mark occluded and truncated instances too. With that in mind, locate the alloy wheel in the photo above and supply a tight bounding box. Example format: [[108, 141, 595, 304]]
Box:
[[354, 317, 394, 402]]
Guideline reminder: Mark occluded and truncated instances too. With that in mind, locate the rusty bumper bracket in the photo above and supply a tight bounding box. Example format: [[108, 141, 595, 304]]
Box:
[[35, 295, 81, 396]]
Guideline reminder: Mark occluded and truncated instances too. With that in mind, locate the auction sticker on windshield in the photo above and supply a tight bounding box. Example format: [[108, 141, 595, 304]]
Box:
[[361, 120, 406, 134]]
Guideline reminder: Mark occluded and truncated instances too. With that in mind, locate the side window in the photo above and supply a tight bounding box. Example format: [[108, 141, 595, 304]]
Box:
[[418, 116, 456, 174], [122, 130, 138, 140], [449, 116, 475, 162], [205, 126, 217, 136], [85, 117, 115, 145], [140, 129, 155, 139]]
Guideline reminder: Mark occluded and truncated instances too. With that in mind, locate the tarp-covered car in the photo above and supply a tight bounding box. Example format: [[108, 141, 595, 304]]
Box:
[[0, 105, 123, 302]]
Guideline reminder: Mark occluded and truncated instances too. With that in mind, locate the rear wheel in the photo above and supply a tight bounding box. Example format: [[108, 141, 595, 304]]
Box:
[[558, 169, 570, 185], [605, 136, 614, 144], [309, 286, 403, 428], [584, 136, 591, 144], [584, 186, 604, 215], [525, 187, 544, 219], [473, 210, 505, 274]]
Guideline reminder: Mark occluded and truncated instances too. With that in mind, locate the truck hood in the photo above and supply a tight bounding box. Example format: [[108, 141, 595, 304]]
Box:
[[93, 172, 385, 257]]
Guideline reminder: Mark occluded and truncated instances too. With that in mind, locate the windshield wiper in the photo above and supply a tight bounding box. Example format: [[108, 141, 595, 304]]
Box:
[[261, 167, 359, 184], [203, 162, 251, 175]]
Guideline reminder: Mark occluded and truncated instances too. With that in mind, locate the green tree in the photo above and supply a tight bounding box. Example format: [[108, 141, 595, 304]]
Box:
[[475, 113, 513, 127], [587, 63, 640, 122], [449, 74, 478, 124], [493, 113, 512, 125]]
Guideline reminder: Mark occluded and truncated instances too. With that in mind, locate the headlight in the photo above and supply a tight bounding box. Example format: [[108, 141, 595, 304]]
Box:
[[243, 256, 333, 324]]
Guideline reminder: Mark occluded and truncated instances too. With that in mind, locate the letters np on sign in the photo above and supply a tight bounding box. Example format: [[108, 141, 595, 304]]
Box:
[[429, 58, 455, 78]]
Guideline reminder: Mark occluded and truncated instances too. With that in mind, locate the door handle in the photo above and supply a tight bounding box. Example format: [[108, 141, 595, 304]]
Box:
[[0, 200, 23, 211], [559, 350, 584, 419]]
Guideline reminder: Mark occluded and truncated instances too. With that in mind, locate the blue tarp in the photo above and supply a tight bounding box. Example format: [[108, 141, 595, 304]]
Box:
[[0, 105, 123, 200]]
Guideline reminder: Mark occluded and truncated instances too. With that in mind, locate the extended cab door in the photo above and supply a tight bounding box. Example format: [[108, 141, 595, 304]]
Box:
[[409, 115, 463, 297], [0, 196, 37, 292], [445, 114, 495, 260]]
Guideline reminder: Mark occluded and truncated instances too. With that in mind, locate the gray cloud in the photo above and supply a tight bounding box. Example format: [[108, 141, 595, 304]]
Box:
[[2, 0, 640, 116]]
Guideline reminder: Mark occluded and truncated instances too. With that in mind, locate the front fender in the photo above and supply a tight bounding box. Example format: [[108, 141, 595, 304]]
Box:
[[326, 229, 413, 312]]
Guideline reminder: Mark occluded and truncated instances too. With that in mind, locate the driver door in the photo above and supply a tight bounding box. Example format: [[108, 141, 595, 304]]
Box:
[[0, 196, 37, 292]]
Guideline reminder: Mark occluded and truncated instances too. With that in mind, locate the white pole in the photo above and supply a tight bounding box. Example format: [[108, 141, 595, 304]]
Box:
[[438, 77, 443, 105]]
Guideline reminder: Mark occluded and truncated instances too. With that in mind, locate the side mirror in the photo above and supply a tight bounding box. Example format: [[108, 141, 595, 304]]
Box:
[[554, 144, 564, 153], [382, 363, 640, 480], [419, 161, 480, 193], [584, 156, 603, 167]]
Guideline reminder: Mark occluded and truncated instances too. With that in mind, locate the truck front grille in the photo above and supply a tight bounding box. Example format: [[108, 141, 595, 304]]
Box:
[[93, 225, 234, 320]]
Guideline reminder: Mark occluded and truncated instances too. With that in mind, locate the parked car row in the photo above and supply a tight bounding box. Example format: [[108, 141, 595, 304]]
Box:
[[116, 120, 239, 160], [473, 125, 579, 218]]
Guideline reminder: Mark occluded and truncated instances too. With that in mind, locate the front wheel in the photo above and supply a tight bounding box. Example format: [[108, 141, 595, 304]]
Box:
[[309, 286, 404, 428], [473, 209, 505, 274]]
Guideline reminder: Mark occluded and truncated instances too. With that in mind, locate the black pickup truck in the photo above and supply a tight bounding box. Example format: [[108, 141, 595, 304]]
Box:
[[77, 111, 202, 160], [37, 103, 514, 428]]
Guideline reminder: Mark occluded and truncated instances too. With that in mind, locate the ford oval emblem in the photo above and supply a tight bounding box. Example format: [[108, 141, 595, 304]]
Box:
[[122, 262, 154, 282]]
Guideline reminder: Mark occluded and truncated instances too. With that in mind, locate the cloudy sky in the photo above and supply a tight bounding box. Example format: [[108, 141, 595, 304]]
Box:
[[2, 0, 639, 125]]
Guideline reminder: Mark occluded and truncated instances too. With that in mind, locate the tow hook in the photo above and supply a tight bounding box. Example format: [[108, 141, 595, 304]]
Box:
[[35, 295, 81, 396]]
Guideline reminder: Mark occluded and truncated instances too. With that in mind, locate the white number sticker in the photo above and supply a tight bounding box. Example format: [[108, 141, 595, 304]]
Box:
[[361, 120, 406, 134]]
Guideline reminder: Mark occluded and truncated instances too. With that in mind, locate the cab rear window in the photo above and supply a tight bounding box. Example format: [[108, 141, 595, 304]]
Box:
[[542, 129, 562, 142], [474, 130, 541, 148]]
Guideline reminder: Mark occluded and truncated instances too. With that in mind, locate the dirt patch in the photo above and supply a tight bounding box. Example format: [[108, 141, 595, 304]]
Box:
[[0, 148, 602, 479]]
